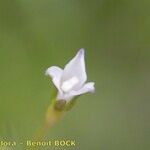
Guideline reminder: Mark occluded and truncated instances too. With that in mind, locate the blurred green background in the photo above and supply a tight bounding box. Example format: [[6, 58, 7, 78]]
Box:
[[0, 0, 150, 150]]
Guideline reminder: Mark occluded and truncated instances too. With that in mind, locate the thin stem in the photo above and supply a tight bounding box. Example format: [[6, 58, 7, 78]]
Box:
[[30, 103, 64, 150]]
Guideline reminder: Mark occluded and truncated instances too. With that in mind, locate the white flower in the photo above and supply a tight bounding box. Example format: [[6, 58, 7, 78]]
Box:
[[45, 49, 95, 102]]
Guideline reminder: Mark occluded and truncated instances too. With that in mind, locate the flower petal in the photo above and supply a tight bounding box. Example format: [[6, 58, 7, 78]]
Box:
[[57, 82, 95, 102], [62, 49, 87, 89], [45, 66, 63, 91], [71, 82, 95, 96], [57, 92, 74, 102]]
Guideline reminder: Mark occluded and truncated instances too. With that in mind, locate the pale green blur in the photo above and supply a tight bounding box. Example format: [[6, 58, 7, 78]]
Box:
[[0, 0, 150, 150]]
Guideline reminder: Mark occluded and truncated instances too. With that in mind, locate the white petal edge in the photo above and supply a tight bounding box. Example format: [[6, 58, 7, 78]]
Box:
[[71, 82, 95, 96], [62, 49, 87, 89], [57, 82, 95, 102], [45, 66, 63, 92]]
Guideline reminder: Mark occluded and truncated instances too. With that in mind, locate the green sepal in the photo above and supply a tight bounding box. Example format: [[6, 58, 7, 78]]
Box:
[[54, 100, 66, 111], [65, 96, 80, 111], [49, 85, 80, 112], [49, 86, 57, 104]]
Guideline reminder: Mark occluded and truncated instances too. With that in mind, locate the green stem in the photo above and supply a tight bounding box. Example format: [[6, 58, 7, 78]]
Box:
[[30, 103, 64, 150]]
